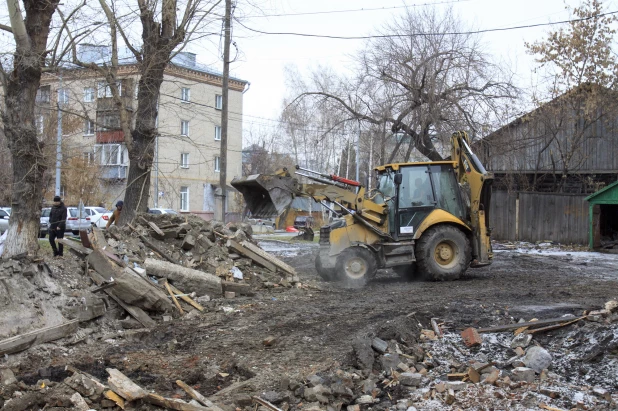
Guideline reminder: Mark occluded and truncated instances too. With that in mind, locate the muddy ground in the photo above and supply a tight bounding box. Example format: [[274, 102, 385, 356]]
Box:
[[3, 240, 618, 410]]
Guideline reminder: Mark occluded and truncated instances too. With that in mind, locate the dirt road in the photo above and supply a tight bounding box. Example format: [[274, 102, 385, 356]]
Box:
[[6, 241, 618, 410]]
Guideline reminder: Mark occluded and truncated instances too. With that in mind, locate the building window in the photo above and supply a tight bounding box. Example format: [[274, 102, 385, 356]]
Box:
[[180, 153, 189, 168], [94, 144, 128, 166], [58, 88, 69, 104], [181, 87, 190, 102], [181, 120, 189, 136], [214, 126, 221, 141], [84, 119, 95, 135], [84, 87, 95, 102], [180, 186, 189, 211], [97, 80, 122, 98], [215, 94, 222, 110], [99, 112, 121, 130], [83, 152, 93, 164], [35, 115, 44, 135], [214, 156, 220, 172], [36, 86, 51, 103]]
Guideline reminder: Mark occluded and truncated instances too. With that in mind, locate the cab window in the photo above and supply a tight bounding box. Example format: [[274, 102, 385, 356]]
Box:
[[398, 166, 433, 208]]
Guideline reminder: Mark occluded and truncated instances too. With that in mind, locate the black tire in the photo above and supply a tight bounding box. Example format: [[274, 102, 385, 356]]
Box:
[[335, 247, 377, 288], [393, 263, 416, 280], [39, 231, 46, 238], [415, 225, 471, 281], [315, 254, 336, 281], [72, 230, 79, 235]]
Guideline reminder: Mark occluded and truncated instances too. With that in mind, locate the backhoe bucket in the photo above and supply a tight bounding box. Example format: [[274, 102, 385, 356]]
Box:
[[231, 174, 298, 217]]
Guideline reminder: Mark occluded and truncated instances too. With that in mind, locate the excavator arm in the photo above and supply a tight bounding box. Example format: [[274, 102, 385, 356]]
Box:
[[231, 166, 389, 229], [450, 131, 493, 266]]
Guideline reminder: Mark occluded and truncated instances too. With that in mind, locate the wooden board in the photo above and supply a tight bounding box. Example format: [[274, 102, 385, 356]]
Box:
[[144, 393, 210, 410], [226, 240, 277, 273], [107, 368, 147, 401], [0, 320, 79, 355], [476, 316, 582, 333], [58, 238, 92, 255], [222, 281, 254, 296], [92, 227, 108, 248], [169, 284, 204, 311], [176, 380, 225, 411], [89, 270, 156, 328], [240, 240, 297, 275]]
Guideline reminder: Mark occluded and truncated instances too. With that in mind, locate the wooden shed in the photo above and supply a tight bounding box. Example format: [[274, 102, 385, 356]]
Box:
[[585, 180, 618, 250]]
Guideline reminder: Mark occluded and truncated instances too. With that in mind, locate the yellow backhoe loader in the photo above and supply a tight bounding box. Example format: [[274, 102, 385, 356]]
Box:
[[232, 131, 493, 286]]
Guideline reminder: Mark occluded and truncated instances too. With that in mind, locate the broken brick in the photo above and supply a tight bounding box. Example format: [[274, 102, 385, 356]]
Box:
[[461, 327, 482, 347]]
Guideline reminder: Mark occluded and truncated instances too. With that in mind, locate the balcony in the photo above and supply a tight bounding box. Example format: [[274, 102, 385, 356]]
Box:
[[96, 130, 124, 144], [100, 165, 127, 180]]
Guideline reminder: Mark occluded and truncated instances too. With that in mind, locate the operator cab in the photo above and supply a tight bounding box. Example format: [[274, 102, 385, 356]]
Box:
[[377, 164, 466, 240]]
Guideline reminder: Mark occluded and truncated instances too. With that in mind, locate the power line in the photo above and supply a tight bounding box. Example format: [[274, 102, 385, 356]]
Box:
[[234, 10, 618, 40], [237, 0, 471, 18]]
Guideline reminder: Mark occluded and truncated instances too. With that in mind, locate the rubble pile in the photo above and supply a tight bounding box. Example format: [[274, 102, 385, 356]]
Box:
[[237, 303, 618, 411], [0, 213, 302, 361], [105, 213, 301, 292]]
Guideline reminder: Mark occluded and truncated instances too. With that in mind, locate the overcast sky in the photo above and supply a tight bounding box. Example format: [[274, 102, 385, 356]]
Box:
[[187, 0, 617, 134]]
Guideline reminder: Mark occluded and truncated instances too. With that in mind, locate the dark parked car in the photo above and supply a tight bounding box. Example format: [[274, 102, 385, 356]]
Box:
[[293, 215, 315, 230]]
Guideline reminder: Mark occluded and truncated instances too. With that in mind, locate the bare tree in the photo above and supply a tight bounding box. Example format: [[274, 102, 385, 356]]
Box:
[[1, 0, 62, 256], [289, 6, 516, 163], [65, 0, 223, 223]]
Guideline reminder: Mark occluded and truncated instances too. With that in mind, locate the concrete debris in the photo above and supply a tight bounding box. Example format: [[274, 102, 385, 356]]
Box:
[[371, 337, 388, 353], [511, 367, 536, 382], [522, 346, 553, 373], [510, 332, 532, 348], [0, 368, 17, 385], [399, 372, 422, 387]]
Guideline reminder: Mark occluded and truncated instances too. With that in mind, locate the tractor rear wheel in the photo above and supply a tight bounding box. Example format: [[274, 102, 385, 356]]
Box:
[[415, 225, 471, 281], [335, 247, 377, 287]]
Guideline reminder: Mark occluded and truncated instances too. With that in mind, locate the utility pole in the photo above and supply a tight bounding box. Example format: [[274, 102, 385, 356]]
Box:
[[218, 0, 232, 222], [55, 74, 63, 196]]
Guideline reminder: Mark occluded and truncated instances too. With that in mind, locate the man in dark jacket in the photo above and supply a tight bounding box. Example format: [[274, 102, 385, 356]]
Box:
[[49, 196, 67, 257]]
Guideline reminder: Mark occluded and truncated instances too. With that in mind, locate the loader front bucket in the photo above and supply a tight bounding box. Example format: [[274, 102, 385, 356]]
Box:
[[231, 174, 298, 217]]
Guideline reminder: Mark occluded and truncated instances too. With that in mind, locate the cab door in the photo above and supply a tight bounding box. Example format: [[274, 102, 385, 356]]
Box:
[[396, 165, 435, 239]]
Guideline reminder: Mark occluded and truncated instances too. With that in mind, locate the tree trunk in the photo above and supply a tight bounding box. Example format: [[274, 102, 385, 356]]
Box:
[[119, 66, 165, 224], [2, 0, 59, 257]]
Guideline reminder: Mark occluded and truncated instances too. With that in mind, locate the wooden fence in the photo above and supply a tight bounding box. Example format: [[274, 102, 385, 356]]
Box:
[[489, 190, 589, 244]]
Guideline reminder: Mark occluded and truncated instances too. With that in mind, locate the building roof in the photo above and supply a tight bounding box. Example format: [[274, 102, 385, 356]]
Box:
[[585, 180, 618, 203], [69, 44, 248, 84]]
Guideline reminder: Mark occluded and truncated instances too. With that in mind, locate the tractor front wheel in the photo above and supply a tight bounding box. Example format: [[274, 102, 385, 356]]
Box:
[[335, 247, 377, 287]]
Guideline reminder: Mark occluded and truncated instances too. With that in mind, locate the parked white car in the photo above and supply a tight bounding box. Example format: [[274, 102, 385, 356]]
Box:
[[0, 208, 10, 234], [148, 208, 178, 215], [66, 207, 90, 235], [84, 207, 110, 228]]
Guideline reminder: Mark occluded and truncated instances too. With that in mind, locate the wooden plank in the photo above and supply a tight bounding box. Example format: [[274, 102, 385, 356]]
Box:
[[176, 380, 225, 411], [104, 390, 126, 409], [169, 284, 204, 311], [106, 368, 147, 401], [240, 240, 297, 275], [476, 316, 582, 334], [144, 393, 210, 411], [89, 270, 156, 328], [140, 217, 165, 238], [0, 320, 79, 355], [87, 248, 174, 312], [164, 281, 184, 315], [226, 240, 277, 273], [128, 223, 179, 264], [253, 396, 284, 411], [58, 238, 92, 255], [79, 230, 92, 249], [525, 317, 585, 334], [92, 227, 108, 248]]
